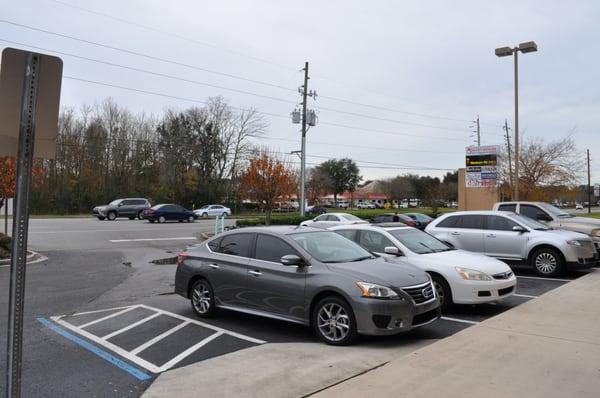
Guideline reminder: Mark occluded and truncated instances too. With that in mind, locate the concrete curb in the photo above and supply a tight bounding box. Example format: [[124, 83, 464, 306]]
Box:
[[0, 250, 47, 267]]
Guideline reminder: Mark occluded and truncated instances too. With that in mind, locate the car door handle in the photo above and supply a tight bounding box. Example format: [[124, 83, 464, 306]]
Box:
[[208, 263, 220, 269], [249, 270, 262, 277], [486, 234, 497, 238], [451, 231, 461, 236]]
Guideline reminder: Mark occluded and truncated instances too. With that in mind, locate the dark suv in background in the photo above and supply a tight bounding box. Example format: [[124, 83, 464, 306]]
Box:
[[93, 198, 151, 220]]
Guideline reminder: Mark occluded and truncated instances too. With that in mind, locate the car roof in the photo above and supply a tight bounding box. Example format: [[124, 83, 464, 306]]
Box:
[[331, 224, 412, 231], [223, 226, 326, 235], [496, 201, 545, 205], [439, 210, 514, 216], [322, 212, 356, 217]]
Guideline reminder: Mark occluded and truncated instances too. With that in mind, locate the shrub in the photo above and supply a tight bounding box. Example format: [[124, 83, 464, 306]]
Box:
[[236, 215, 313, 227], [0, 233, 11, 259]]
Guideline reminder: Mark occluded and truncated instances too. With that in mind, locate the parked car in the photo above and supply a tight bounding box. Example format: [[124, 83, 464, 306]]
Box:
[[306, 206, 327, 215], [356, 202, 376, 209], [194, 204, 232, 218], [175, 227, 440, 345], [426, 211, 598, 277], [272, 204, 296, 213], [493, 201, 600, 254], [93, 198, 150, 221], [330, 224, 516, 311], [300, 213, 368, 228], [405, 213, 434, 229], [144, 204, 197, 223], [575, 203, 584, 210], [371, 213, 418, 228]]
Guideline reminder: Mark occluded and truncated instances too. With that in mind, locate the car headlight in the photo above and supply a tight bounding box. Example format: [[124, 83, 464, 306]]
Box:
[[591, 229, 600, 237], [566, 240, 583, 246], [356, 282, 400, 299], [455, 267, 492, 281]]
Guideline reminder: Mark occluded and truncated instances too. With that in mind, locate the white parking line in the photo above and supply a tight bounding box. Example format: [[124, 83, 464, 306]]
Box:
[[512, 293, 538, 299], [50, 304, 265, 374], [516, 275, 573, 282], [440, 316, 479, 325], [109, 237, 196, 243]]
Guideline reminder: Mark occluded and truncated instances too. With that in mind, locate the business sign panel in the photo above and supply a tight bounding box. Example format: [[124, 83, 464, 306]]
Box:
[[465, 146, 499, 188]]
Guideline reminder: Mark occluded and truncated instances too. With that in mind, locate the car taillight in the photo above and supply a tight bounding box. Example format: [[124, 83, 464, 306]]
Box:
[[406, 220, 416, 226], [176, 252, 188, 267]]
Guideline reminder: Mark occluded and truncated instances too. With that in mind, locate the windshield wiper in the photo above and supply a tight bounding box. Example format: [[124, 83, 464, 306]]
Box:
[[350, 256, 373, 262]]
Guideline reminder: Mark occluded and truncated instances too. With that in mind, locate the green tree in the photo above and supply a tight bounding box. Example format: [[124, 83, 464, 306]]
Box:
[[315, 158, 362, 206]]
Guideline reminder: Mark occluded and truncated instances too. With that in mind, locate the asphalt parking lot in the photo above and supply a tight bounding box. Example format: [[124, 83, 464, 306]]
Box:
[[0, 217, 595, 397]]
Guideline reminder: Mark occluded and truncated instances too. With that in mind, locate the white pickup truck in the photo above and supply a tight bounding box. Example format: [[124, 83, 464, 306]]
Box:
[[493, 201, 600, 254]]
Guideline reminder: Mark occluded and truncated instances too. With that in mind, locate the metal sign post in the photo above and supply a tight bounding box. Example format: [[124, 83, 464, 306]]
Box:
[[6, 52, 40, 398]]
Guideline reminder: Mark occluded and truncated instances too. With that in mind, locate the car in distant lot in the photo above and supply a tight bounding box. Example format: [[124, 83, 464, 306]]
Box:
[[330, 224, 516, 311], [175, 226, 440, 345], [356, 202, 376, 209], [272, 204, 297, 213], [194, 204, 232, 218], [93, 198, 150, 221], [300, 213, 368, 228], [426, 211, 598, 277], [371, 213, 418, 228], [405, 213, 434, 229], [306, 205, 327, 215], [575, 203, 584, 210], [144, 204, 197, 223], [493, 201, 600, 254]]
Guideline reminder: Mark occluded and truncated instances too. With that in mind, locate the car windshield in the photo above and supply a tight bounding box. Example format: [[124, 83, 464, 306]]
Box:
[[340, 214, 363, 222], [506, 213, 551, 230], [538, 203, 573, 218], [388, 228, 452, 254], [290, 231, 374, 263], [199, 205, 209, 209], [109, 200, 121, 206]]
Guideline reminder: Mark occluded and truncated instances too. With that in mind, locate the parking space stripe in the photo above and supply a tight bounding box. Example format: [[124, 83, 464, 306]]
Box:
[[102, 312, 162, 340], [516, 275, 572, 282], [78, 306, 139, 329], [37, 317, 152, 381], [109, 237, 196, 243], [64, 305, 136, 317], [155, 331, 224, 372], [512, 293, 537, 299], [130, 321, 190, 355], [440, 316, 479, 325]]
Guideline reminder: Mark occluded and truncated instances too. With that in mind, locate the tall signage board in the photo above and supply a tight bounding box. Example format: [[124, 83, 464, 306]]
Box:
[[465, 145, 499, 188]]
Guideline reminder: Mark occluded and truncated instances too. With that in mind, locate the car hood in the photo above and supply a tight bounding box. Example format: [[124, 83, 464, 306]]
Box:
[[405, 250, 512, 275], [326, 257, 430, 287], [553, 217, 600, 234], [94, 205, 108, 210], [540, 228, 591, 240]]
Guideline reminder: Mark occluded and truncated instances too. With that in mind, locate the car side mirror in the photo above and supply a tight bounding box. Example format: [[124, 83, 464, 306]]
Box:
[[512, 225, 527, 233], [384, 246, 402, 256], [281, 254, 303, 266], [117, 203, 123, 207], [537, 214, 552, 222]]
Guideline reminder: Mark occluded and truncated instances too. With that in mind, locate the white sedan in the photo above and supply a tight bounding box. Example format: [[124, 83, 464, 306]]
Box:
[[300, 213, 368, 228], [193, 204, 231, 218], [330, 224, 516, 310]]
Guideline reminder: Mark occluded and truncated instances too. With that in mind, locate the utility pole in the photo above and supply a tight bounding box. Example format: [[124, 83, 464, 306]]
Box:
[[300, 62, 309, 217], [513, 49, 520, 201], [504, 119, 513, 197], [587, 149, 591, 214]]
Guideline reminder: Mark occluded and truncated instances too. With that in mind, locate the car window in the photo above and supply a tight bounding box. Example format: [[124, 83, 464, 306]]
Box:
[[436, 216, 458, 228], [121, 200, 134, 205], [358, 231, 395, 253], [289, 231, 373, 263], [214, 205, 223, 209], [217, 233, 253, 257], [335, 229, 357, 241], [174, 205, 185, 212], [487, 215, 519, 231], [207, 237, 222, 251], [389, 228, 451, 254], [200, 205, 209, 210], [328, 215, 340, 222], [455, 215, 484, 229], [520, 204, 549, 221], [498, 204, 516, 212], [162, 205, 175, 211], [314, 214, 328, 222], [340, 214, 362, 222], [254, 234, 299, 263]]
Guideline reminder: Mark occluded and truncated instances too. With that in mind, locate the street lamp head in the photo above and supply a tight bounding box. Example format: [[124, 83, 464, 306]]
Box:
[[495, 46, 513, 57], [518, 41, 538, 53]]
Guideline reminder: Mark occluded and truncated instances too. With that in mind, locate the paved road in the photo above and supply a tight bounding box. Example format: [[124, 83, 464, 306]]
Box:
[[0, 217, 594, 397]]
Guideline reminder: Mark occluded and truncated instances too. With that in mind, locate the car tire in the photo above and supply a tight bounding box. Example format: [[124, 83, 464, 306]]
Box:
[[137, 210, 144, 220], [530, 247, 565, 277], [312, 296, 357, 346], [96, 216, 105, 221], [128, 217, 135, 220], [222, 212, 227, 217], [187, 216, 194, 223], [158, 216, 166, 224], [190, 279, 217, 318], [149, 220, 155, 223], [202, 212, 208, 218], [430, 274, 452, 312], [107, 212, 117, 221]]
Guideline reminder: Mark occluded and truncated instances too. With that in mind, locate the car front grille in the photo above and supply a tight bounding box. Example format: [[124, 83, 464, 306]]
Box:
[[498, 286, 514, 296], [412, 308, 439, 326], [492, 271, 513, 280], [401, 282, 435, 304]]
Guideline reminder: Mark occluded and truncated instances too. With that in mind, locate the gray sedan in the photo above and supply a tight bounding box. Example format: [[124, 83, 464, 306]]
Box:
[[175, 226, 440, 345]]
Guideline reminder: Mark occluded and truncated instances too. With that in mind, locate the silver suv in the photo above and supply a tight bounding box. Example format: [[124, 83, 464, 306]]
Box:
[[425, 211, 598, 277], [93, 198, 151, 221]]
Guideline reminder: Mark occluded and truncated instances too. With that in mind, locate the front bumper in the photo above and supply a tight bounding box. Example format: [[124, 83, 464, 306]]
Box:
[[562, 243, 598, 268], [451, 275, 517, 305], [352, 295, 440, 336]]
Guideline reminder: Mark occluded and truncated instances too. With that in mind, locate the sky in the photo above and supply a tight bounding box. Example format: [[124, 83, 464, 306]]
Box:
[[2, 0, 599, 182]]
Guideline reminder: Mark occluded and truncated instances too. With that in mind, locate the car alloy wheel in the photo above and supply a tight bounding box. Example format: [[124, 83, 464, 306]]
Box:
[[222, 212, 227, 217], [137, 210, 144, 220], [313, 297, 357, 345], [531, 248, 564, 277], [158, 216, 166, 223], [202, 212, 208, 218], [190, 279, 216, 317], [430, 274, 451, 312], [107, 212, 116, 221]]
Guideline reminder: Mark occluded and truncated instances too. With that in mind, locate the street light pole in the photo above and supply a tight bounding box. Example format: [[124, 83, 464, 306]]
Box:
[[495, 41, 537, 201]]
